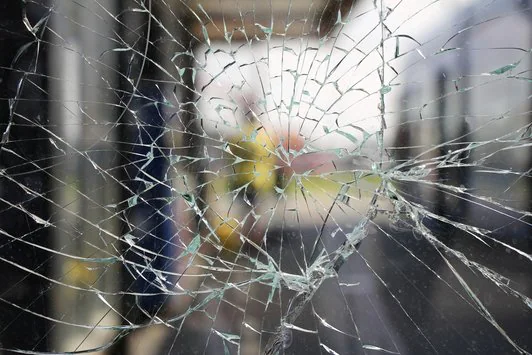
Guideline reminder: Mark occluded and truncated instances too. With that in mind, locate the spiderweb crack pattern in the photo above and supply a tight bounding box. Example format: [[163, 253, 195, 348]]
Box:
[[0, 0, 531, 354]]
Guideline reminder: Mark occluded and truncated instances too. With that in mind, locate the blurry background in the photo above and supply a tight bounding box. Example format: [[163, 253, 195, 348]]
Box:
[[0, 0, 530, 354]]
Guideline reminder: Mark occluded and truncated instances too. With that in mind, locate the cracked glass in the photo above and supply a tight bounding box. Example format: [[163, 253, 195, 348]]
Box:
[[0, 0, 531, 354]]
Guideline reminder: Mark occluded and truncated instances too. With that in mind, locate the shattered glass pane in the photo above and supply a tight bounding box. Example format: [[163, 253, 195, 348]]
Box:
[[0, 0, 530, 353]]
